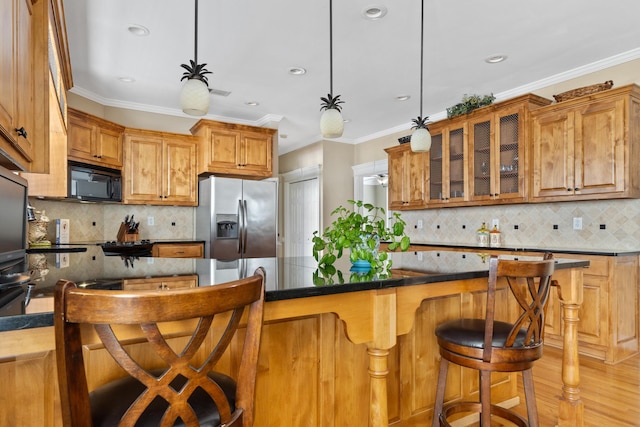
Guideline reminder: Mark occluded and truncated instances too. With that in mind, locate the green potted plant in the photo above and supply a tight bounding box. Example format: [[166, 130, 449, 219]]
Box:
[[446, 93, 496, 118], [312, 200, 411, 276]]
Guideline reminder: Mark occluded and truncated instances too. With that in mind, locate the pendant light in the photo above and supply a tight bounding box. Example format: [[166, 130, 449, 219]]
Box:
[[180, 0, 212, 116], [410, 0, 431, 152], [319, 0, 345, 138]]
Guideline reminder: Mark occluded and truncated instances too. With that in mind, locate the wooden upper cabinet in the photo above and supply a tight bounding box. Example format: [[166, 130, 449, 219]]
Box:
[[191, 119, 276, 178], [123, 129, 197, 206], [385, 144, 427, 210], [428, 123, 467, 206], [531, 85, 640, 201], [0, 0, 49, 171], [67, 108, 124, 169]]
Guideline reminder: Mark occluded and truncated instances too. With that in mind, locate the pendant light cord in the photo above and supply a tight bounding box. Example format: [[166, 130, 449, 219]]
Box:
[[194, 0, 199, 64], [329, 0, 334, 96], [419, 0, 424, 118]]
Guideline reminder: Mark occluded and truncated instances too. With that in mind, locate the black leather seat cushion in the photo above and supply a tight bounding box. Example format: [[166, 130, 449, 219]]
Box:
[[435, 318, 529, 349], [90, 369, 236, 427]]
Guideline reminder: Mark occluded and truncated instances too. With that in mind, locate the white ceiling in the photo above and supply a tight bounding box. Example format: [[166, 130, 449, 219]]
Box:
[[63, 0, 640, 154]]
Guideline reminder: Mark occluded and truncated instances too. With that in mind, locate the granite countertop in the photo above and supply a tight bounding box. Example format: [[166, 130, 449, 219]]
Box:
[[407, 242, 640, 257], [0, 247, 589, 332]]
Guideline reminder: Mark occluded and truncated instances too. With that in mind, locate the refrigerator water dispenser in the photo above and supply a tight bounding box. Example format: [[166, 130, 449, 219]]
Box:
[[216, 214, 238, 239]]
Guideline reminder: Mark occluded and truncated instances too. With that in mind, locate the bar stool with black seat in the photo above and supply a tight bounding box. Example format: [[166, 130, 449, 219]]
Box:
[[432, 254, 555, 427], [54, 267, 266, 427]]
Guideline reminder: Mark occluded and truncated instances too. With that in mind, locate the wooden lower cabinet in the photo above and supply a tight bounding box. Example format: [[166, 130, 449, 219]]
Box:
[[0, 290, 517, 426], [151, 242, 204, 258], [122, 274, 198, 291], [544, 253, 639, 364]]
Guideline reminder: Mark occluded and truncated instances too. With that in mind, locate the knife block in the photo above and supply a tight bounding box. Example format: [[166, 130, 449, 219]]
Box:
[[117, 222, 139, 243]]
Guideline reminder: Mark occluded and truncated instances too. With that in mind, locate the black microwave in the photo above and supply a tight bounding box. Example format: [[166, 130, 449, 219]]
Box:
[[68, 161, 122, 202]]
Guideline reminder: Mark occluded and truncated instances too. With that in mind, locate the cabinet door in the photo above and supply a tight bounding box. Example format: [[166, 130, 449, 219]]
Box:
[[429, 125, 466, 204], [531, 110, 575, 198], [574, 97, 625, 195], [240, 131, 272, 176], [67, 114, 96, 161], [163, 137, 197, 205], [123, 134, 163, 203], [387, 145, 426, 210], [447, 127, 466, 201], [469, 112, 526, 202], [428, 133, 444, 203], [387, 147, 406, 209], [95, 126, 123, 168], [0, 0, 15, 137], [495, 112, 524, 199], [208, 130, 241, 170], [406, 149, 427, 208], [13, 0, 34, 159]]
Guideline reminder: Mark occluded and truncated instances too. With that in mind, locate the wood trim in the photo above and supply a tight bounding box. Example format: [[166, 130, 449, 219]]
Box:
[[49, 0, 73, 90]]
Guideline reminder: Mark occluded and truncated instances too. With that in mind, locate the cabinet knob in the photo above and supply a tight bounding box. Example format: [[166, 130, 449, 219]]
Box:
[[567, 188, 572, 192], [93, 154, 102, 158], [575, 188, 580, 192], [15, 127, 27, 138]]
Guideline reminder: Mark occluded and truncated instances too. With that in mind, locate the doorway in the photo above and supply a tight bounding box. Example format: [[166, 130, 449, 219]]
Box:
[[282, 166, 321, 258]]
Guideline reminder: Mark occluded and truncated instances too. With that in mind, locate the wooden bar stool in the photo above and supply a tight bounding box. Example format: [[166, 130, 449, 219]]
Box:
[[432, 254, 555, 427], [54, 268, 266, 427]]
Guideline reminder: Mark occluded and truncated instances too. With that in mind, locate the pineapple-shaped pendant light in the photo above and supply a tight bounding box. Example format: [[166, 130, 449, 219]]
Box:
[[180, 0, 212, 116], [320, 0, 345, 138]]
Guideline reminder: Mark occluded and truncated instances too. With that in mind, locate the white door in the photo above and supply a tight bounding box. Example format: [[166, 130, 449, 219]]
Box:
[[285, 177, 319, 257]]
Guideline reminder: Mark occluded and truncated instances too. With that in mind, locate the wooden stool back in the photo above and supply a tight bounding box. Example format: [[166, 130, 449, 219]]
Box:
[[55, 268, 265, 427]]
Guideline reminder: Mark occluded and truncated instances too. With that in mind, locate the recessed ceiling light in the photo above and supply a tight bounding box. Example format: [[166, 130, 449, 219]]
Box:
[[363, 5, 388, 20], [396, 95, 411, 101], [280, 134, 288, 139], [118, 77, 136, 83], [127, 24, 150, 36], [288, 67, 307, 76], [343, 118, 351, 123], [485, 54, 507, 64], [245, 101, 259, 106]]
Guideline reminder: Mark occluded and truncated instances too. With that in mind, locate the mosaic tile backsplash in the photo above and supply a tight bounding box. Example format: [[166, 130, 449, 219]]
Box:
[[399, 198, 640, 251], [28, 199, 195, 243]]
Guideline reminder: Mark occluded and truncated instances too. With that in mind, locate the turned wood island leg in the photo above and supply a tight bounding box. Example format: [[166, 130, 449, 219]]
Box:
[[554, 269, 585, 427], [368, 348, 390, 427]]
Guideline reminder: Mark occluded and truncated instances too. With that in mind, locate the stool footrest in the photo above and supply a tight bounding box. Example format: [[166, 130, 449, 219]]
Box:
[[440, 401, 529, 427]]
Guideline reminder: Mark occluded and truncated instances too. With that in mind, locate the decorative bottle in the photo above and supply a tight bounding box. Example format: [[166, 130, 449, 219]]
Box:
[[490, 225, 501, 248], [477, 222, 489, 247]]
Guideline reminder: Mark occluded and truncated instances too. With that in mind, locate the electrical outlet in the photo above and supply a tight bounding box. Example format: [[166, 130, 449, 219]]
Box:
[[417, 220, 423, 229], [573, 217, 583, 230], [417, 252, 423, 261], [491, 219, 499, 229], [147, 216, 154, 226]]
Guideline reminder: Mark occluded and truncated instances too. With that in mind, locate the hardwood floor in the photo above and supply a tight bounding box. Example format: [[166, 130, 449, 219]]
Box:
[[512, 345, 640, 426]]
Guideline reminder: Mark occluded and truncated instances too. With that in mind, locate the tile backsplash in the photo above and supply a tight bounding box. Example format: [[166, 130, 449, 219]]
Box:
[[28, 199, 195, 243], [29, 198, 640, 251], [400, 198, 640, 250]]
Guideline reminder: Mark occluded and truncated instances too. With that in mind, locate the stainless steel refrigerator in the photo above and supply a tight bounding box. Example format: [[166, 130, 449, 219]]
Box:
[[196, 176, 277, 259]]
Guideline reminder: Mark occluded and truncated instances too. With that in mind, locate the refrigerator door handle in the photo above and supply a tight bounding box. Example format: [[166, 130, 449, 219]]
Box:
[[242, 200, 248, 255], [237, 200, 244, 255]]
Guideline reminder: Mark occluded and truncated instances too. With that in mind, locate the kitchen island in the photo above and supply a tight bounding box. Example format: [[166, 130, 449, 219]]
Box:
[[0, 248, 587, 426]]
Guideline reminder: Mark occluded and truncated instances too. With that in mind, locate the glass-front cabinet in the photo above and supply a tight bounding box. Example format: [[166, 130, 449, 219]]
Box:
[[429, 124, 468, 205], [468, 109, 524, 203], [386, 93, 552, 209]]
